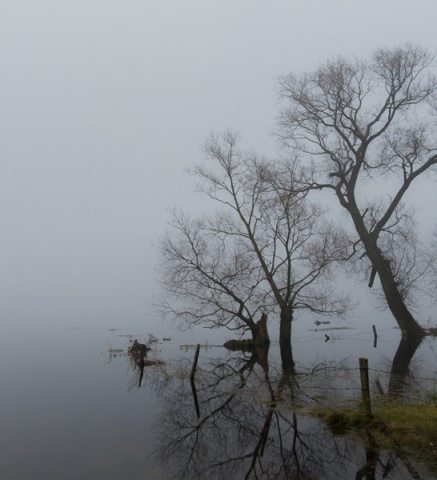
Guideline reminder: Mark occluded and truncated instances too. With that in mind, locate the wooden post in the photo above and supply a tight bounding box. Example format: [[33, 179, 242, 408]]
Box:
[[359, 358, 372, 417]]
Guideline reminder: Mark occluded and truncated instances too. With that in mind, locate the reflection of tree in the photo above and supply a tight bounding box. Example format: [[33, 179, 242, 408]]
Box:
[[157, 131, 350, 355], [278, 44, 437, 339], [116, 335, 432, 478], [149, 351, 368, 480], [388, 335, 423, 397], [126, 346, 169, 393]]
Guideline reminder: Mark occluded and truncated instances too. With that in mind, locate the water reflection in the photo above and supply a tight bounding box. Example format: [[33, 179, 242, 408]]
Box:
[[126, 337, 433, 480], [127, 338, 166, 389], [387, 335, 424, 397]]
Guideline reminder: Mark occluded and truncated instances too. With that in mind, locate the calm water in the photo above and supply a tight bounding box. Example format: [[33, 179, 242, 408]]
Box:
[[0, 300, 436, 479]]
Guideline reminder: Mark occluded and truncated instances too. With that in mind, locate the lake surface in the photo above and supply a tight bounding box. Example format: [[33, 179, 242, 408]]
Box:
[[0, 299, 436, 479]]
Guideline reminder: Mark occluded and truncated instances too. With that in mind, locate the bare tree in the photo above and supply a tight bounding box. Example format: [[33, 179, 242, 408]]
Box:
[[428, 226, 437, 302], [157, 131, 349, 355], [278, 44, 437, 338], [158, 207, 271, 343]]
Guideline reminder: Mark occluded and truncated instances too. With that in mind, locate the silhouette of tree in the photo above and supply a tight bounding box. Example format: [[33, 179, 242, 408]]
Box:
[[278, 44, 437, 338], [157, 131, 349, 357]]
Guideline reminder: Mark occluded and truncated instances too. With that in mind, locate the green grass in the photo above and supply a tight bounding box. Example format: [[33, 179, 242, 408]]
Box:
[[313, 401, 437, 473]]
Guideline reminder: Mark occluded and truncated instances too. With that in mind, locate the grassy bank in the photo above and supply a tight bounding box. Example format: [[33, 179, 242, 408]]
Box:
[[314, 400, 437, 474]]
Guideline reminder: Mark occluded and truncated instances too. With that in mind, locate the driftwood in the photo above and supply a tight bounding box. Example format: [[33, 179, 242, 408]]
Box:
[[223, 339, 256, 351], [128, 340, 155, 387], [128, 339, 151, 356]]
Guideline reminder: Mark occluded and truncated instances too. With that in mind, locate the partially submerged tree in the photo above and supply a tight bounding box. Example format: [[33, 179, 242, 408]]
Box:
[[158, 207, 271, 345], [428, 226, 437, 305], [158, 131, 349, 357], [278, 44, 437, 338]]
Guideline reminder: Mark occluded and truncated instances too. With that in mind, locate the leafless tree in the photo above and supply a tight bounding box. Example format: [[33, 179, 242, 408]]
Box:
[[157, 131, 349, 354], [278, 44, 437, 338], [428, 226, 437, 301]]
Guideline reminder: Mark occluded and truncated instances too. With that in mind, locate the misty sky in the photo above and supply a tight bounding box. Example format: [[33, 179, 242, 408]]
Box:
[[1, 1, 436, 328]]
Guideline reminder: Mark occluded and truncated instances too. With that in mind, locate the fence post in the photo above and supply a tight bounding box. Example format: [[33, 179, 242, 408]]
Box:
[[359, 358, 372, 417], [372, 325, 378, 348]]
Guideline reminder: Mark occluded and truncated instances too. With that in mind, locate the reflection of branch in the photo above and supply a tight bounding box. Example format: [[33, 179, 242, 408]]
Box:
[[150, 347, 432, 480], [155, 357, 252, 478], [157, 350, 329, 478], [190, 344, 201, 417], [244, 409, 273, 479]]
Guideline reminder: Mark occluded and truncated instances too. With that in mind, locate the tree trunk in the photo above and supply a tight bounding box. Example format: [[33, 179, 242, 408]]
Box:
[[277, 309, 296, 397], [279, 309, 292, 344], [388, 335, 423, 397], [366, 245, 424, 339], [279, 309, 294, 370], [251, 312, 270, 347], [344, 194, 425, 339]]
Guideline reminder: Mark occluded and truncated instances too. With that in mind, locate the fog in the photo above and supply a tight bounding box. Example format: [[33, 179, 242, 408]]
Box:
[[1, 0, 436, 333]]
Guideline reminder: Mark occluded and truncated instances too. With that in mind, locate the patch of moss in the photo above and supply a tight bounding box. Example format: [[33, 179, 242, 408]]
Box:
[[314, 407, 375, 435], [427, 391, 437, 404], [313, 402, 437, 473], [376, 403, 437, 466]]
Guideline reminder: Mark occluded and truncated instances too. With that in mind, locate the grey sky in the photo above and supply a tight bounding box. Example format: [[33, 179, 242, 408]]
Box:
[[1, 1, 436, 327]]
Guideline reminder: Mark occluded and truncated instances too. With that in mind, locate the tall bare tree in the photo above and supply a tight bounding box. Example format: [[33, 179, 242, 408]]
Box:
[[429, 226, 437, 302], [278, 44, 437, 338], [158, 131, 349, 356]]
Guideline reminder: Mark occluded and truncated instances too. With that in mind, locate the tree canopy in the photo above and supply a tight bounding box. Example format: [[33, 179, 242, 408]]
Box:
[[277, 44, 437, 338], [157, 44, 437, 344], [157, 131, 349, 349]]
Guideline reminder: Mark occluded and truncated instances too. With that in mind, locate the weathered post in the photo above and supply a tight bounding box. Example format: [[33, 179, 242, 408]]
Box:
[[359, 358, 372, 417], [372, 325, 378, 348]]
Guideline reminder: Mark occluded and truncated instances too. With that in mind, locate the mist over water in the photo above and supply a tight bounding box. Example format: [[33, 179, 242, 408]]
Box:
[[1, 1, 437, 478]]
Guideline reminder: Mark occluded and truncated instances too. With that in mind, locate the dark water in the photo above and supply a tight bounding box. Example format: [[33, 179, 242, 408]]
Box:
[[0, 305, 436, 479], [0, 323, 157, 479]]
